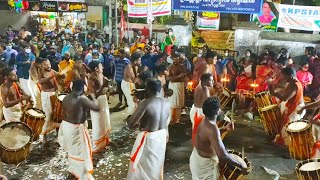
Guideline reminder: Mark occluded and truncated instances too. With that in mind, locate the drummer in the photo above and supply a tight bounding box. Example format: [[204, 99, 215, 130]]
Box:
[[28, 57, 43, 110], [38, 59, 65, 144], [87, 61, 111, 153], [58, 79, 100, 179], [190, 97, 248, 179], [190, 73, 214, 145], [0, 66, 31, 123], [269, 66, 305, 146]]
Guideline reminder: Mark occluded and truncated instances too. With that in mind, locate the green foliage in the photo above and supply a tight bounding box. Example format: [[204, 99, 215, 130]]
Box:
[[155, 15, 172, 25]]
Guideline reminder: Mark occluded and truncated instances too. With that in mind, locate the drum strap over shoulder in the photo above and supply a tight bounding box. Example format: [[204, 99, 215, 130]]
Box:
[[13, 82, 24, 105], [51, 70, 58, 88]]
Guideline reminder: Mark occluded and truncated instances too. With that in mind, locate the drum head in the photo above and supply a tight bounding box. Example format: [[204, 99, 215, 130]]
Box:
[[259, 104, 278, 112], [0, 122, 32, 150], [222, 89, 230, 97], [299, 162, 320, 171], [58, 94, 67, 101], [229, 153, 247, 168], [26, 108, 45, 117], [286, 121, 310, 133]]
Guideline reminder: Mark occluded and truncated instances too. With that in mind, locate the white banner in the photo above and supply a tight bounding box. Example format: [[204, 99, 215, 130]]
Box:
[[278, 4, 320, 31], [196, 12, 220, 30], [127, 0, 171, 18]]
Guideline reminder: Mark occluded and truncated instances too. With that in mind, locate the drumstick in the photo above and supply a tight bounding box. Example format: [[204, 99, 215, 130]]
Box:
[[242, 146, 244, 159]]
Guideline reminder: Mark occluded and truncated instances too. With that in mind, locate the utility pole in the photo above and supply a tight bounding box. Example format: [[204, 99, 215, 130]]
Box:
[[115, 0, 119, 47], [108, 0, 112, 44]]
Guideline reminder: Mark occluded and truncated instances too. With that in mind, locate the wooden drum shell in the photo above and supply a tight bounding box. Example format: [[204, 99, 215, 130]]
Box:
[[0, 122, 33, 164], [258, 104, 282, 137], [286, 121, 315, 160], [22, 108, 45, 141], [296, 159, 320, 180], [52, 93, 67, 123], [219, 150, 252, 180]]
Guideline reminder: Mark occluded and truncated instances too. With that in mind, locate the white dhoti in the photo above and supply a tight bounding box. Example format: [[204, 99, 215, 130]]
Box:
[[90, 95, 111, 153], [41, 91, 56, 135], [3, 104, 22, 123], [27, 77, 42, 110], [58, 121, 94, 180], [121, 80, 136, 115], [190, 104, 203, 126], [127, 129, 167, 180], [19, 78, 31, 96], [190, 148, 220, 180], [168, 82, 185, 123]]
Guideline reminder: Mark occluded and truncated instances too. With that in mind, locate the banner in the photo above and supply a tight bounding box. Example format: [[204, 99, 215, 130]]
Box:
[[252, 1, 278, 32], [278, 4, 320, 31], [196, 12, 220, 30], [58, 2, 88, 12], [40, 1, 58, 12], [173, 0, 262, 14], [127, 0, 171, 17]]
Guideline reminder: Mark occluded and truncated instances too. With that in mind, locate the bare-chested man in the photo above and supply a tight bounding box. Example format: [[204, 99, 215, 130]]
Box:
[[1, 67, 31, 122], [155, 64, 170, 97], [126, 78, 170, 180], [190, 97, 248, 179], [269, 66, 305, 146], [28, 57, 43, 109], [190, 73, 213, 144], [167, 52, 187, 123], [58, 79, 100, 180], [87, 61, 111, 153], [121, 52, 141, 115], [38, 59, 64, 143]]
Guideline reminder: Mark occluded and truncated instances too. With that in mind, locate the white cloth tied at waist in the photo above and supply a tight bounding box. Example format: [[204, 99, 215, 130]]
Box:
[[127, 129, 167, 180]]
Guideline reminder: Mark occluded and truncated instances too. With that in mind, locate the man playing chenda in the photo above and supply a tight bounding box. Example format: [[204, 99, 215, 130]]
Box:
[[126, 78, 171, 180]]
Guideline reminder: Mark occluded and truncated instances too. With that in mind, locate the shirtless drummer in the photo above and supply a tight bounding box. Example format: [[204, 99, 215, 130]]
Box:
[[87, 61, 112, 153], [38, 59, 64, 143], [190, 73, 214, 143], [1, 66, 31, 122], [28, 57, 43, 109], [190, 97, 249, 179], [58, 79, 100, 179]]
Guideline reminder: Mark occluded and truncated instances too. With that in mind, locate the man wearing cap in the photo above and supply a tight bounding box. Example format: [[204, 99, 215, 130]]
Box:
[[122, 52, 141, 115], [16, 44, 35, 96], [47, 45, 61, 72]]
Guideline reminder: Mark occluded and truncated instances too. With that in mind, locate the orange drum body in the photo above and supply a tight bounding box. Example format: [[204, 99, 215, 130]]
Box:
[[220, 150, 252, 180], [258, 104, 282, 137], [286, 121, 315, 160], [255, 91, 276, 109], [296, 159, 320, 180], [22, 108, 45, 140], [217, 88, 234, 110], [53, 93, 67, 123], [0, 122, 33, 164], [217, 115, 231, 140]]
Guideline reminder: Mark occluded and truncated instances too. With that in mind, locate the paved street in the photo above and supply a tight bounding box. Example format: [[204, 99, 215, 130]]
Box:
[[2, 96, 298, 180]]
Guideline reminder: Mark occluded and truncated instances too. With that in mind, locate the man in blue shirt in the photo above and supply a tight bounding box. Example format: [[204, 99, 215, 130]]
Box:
[[16, 44, 35, 96], [141, 46, 160, 73], [3, 42, 18, 65], [115, 49, 130, 107], [102, 44, 115, 79]]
